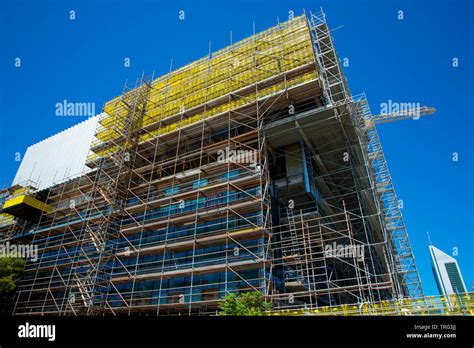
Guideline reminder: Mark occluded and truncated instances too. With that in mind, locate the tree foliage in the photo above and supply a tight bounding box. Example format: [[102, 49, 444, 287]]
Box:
[[219, 291, 272, 316], [0, 257, 25, 314]]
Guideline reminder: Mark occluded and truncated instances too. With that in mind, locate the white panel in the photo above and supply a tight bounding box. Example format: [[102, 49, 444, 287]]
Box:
[[12, 115, 102, 191]]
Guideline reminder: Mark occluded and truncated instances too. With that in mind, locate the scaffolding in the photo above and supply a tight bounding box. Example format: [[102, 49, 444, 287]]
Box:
[[0, 10, 434, 316]]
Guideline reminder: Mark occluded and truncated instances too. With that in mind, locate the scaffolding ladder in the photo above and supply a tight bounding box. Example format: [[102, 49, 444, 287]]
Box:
[[283, 207, 307, 289], [64, 76, 152, 315]]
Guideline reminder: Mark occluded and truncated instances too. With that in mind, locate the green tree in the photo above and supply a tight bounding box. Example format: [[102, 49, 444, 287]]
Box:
[[0, 257, 25, 314], [219, 291, 272, 316]]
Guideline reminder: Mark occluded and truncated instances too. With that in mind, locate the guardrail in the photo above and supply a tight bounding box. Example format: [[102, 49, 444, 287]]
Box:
[[266, 292, 474, 316]]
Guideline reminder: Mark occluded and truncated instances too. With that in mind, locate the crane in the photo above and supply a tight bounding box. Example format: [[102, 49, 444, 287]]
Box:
[[371, 106, 436, 125]]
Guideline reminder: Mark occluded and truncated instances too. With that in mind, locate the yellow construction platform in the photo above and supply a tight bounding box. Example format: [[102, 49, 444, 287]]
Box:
[[3, 195, 53, 220]]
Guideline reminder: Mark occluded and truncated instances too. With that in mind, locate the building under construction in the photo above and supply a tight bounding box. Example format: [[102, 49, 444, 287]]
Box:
[[0, 10, 432, 315]]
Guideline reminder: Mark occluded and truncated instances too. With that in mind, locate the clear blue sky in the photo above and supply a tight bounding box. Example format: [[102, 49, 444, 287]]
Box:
[[0, 0, 472, 296]]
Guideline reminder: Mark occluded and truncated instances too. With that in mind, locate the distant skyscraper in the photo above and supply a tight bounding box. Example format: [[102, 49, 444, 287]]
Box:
[[429, 245, 467, 296]]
